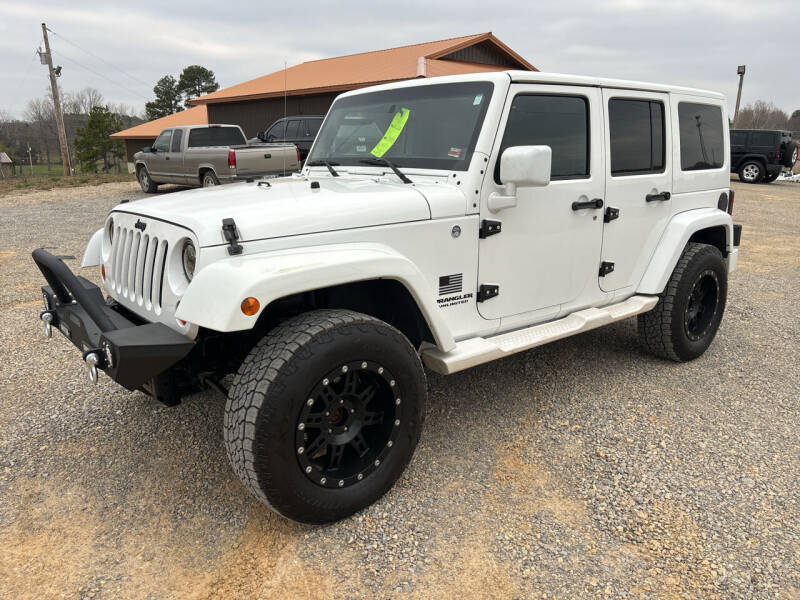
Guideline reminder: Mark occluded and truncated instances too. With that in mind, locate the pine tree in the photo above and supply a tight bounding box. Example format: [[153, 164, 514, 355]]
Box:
[[177, 65, 219, 108], [145, 75, 181, 120], [74, 106, 124, 172]]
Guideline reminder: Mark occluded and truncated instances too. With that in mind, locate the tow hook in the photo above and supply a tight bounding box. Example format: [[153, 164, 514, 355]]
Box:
[[40, 311, 53, 338], [84, 352, 100, 384]]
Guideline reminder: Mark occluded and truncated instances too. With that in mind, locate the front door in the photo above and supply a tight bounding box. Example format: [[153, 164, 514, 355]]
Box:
[[148, 129, 172, 180], [478, 85, 605, 321], [600, 90, 672, 292]]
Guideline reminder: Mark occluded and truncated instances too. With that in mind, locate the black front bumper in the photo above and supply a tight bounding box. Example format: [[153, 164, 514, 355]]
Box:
[[32, 249, 195, 392]]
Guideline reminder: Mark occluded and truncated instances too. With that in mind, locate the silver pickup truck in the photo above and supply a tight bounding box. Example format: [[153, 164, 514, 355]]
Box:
[[134, 124, 300, 192]]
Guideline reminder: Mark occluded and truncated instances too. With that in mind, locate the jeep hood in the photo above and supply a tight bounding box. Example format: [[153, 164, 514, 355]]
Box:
[[113, 177, 433, 247]]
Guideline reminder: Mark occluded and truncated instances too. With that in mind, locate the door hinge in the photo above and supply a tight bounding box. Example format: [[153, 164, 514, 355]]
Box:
[[477, 284, 499, 302], [479, 219, 502, 239], [604, 207, 620, 223], [599, 261, 615, 277], [221, 218, 243, 256]]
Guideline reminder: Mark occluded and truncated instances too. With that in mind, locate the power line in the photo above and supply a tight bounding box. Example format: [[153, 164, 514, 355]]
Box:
[[50, 47, 150, 101], [47, 27, 152, 89]]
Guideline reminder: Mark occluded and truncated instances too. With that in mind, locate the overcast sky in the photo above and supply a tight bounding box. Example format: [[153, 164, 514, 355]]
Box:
[[1, 0, 796, 120]]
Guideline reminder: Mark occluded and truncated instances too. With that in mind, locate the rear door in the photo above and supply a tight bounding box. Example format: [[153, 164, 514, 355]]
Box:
[[600, 89, 672, 292]]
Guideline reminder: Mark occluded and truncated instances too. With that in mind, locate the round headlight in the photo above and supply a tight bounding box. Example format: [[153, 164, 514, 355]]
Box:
[[182, 240, 196, 281]]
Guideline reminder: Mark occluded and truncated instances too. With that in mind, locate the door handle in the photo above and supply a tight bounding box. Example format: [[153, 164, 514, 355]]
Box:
[[264, 153, 272, 159], [571, 198, 603, 211], [646, 191, 671, 202], [165, 156, 170, 160]]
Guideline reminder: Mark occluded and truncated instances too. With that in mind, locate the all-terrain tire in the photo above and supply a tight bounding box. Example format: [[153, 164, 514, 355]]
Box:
[[224, 309, 426, 523], [137, 166, 158, 193], [738, 160, 763, 183], [638, 242, 727, 362]]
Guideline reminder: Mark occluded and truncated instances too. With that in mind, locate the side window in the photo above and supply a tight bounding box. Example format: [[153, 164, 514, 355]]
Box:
[[153, 130, 172, 152], [609, 99, 665, 175], [266, 121, 285, 140], [730, 131, 748, 146], [285, 120, 301, 138], [170, 129, 183, 152], [306, 118, 322, 138], [750, 132, 775, 147], [495, 94, 589, 183], [678, 102, 724, 171]]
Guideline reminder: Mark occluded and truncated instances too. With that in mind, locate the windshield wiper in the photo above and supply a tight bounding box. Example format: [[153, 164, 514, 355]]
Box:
[[359, 158, 412, 184], [306, 160, 340, 177]]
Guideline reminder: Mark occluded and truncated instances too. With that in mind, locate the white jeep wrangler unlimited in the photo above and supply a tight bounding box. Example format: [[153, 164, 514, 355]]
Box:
[[33, 72, 741, 523]]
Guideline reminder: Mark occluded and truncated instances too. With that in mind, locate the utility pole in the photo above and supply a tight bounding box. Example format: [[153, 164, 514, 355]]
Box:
[[733, 65, 746, 127], [40, 23, 71, 176]]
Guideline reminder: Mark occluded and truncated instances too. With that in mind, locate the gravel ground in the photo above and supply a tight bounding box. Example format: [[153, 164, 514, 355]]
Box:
[[0, 179, 798, 599]]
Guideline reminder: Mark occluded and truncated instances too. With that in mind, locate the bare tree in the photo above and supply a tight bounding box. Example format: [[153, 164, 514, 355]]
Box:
[[735, 100, 789, 129], [24, 96, 58, 168]]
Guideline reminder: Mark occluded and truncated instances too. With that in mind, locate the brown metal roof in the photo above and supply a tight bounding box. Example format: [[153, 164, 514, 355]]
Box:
[[110, 105, 208, 139], [190, 32, 535, 105]]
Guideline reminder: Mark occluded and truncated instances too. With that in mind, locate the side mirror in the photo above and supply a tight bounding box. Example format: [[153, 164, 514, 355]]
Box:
[[257, 131, 266, 141], [489, 145, 552, 212], [150, 146, 158, 153]]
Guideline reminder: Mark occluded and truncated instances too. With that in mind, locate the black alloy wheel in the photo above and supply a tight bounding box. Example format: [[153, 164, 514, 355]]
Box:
[[684, 269, 720, 342], [296, 361, 400, 489]]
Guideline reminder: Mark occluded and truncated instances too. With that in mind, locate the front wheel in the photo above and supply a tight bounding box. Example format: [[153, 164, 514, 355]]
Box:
[[224, 309, 426, 523], [638, 242, 727, 362], [137, 166, 158, 193]]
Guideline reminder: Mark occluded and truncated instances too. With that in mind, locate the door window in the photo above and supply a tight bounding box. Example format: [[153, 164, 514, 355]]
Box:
[[153, 130, 172, 152], [170, 129, 183, 152], [730, 131, 748, 147], [266, 121, 285, 140], [678, 103, 724, 170], [285, 120, 301, 138], [608, 99, 665, 175], [495, 94, 589, 182]]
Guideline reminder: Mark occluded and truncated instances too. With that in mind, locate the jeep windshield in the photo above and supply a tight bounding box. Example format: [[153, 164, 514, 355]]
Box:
[[307, 81, 494, 171]]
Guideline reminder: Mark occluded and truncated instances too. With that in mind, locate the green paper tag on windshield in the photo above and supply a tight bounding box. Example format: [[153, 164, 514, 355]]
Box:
[[370, 108, 410, 157]]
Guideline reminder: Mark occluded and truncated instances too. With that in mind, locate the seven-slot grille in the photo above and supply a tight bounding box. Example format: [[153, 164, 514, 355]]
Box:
[[107, 224, 168, 312]]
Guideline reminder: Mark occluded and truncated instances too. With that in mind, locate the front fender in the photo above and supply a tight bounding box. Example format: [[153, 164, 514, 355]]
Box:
[[81, 228, 103, 267], [175, 242, 456, 351], [637, 208, 733, 294]]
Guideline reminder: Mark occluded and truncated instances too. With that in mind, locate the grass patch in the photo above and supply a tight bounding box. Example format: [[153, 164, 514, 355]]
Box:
[[0, 172, 135, 197]]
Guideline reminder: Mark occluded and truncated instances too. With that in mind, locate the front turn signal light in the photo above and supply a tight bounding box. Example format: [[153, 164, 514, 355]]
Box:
[[241, 297, 260, 316]]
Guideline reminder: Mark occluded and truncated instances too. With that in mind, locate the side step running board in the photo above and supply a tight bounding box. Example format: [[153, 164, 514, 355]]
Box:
[[422, 295, 659, 375]]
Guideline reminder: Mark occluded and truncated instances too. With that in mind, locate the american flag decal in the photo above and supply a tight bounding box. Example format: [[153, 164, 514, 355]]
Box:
[[438, 273, 463, 295]]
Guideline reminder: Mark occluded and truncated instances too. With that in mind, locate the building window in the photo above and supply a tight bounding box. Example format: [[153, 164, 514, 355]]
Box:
[[609, 99, 665, 175], [495, 94, 589, 182], [678, 103, 724, 171]]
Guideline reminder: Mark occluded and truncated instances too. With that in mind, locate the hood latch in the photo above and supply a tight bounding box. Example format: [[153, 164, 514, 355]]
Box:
[[222, 218, 243, 256]]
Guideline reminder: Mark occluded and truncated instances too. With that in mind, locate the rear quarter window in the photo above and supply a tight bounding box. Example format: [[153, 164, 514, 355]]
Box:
[[678, 103, 724, 171]]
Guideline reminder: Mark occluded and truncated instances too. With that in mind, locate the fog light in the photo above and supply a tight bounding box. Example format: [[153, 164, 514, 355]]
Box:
[[241, 297, 260, 316]]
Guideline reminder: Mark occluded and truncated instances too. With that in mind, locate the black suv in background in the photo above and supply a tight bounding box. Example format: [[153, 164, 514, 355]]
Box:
[[249, 116, 324, 161], [730, 129, 798, 183]]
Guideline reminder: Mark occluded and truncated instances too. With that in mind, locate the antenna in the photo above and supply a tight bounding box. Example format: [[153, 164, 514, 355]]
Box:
[[283, 60, 287, 175]]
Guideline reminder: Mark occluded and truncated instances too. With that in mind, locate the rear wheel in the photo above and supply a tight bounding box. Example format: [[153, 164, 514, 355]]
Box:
[[738, 160, 763, 183], [638, 242, 727, 362], [224, 309, 426, 523], [202, 171, 219, 187], [137, 166, 158, 193]]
